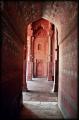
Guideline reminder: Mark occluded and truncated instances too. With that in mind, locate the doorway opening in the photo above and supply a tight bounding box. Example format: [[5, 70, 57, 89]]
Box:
[[21, 18, 62, 119]]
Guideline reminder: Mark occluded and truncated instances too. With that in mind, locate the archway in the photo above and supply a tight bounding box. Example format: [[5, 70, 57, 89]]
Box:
[[23, 18, 59, 93]]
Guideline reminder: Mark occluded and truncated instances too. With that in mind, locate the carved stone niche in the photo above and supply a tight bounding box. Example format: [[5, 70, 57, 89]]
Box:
[[38, 44, 41, 50]]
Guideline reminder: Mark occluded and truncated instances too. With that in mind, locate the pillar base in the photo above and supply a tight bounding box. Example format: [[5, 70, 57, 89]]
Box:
[[48, 62, 52, 81], [51, 88, 54, 93], [27, 61, 33, 81], [22, 85, 28, 91], [26, 75, 32, 81], [47, 76, 52, 81]]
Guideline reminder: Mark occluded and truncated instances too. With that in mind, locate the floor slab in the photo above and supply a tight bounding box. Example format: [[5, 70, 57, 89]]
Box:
[[19, 78, 63, 119]]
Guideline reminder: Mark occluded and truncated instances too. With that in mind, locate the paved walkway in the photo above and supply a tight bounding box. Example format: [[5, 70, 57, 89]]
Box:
[[23, 78, 57, 102], [19, 78, 63, 119]]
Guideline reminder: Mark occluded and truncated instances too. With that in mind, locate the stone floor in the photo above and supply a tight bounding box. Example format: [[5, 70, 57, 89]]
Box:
[[19, 78, 63, 119], [23, 77, 57, 102]]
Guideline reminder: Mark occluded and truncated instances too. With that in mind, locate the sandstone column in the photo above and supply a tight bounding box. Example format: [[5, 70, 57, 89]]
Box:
[[31, 36, 34, 78], [52, 27, 58, 92], [47, 35, 52, 81], [26, 36, 32, 81], [23, 45, 28, 91]]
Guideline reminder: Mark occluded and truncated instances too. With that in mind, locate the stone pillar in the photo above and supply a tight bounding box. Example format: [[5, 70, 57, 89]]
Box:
[[47, 36, 52, 81], [52, 27, 58, 92], [23, 45, 27, 91], [26, 36, 32, 81], [31, 36, 34, 78]]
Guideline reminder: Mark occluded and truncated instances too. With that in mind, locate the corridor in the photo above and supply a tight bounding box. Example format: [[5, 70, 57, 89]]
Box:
[[19, 78, 63, 119], [0, 1, 78, 120]]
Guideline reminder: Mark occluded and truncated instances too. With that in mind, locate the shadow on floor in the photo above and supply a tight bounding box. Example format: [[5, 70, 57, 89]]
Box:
[[18, 105, 39, 120], [18, 102, 63, 120], [25, 90, 58, 96]]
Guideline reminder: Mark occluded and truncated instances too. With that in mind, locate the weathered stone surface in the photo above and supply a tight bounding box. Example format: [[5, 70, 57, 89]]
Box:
[[20, 101, 63, 119]]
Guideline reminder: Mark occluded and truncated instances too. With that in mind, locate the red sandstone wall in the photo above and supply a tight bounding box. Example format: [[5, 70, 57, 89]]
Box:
[[42, 2, 78, 118], [34, 37, 48, 77], [58, 15, 78, 118], [33, 19, 50, 77], [0, 3, 24, 119]]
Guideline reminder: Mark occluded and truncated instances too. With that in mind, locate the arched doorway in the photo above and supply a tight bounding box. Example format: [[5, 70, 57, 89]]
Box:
[[23, 18, 59, 93]]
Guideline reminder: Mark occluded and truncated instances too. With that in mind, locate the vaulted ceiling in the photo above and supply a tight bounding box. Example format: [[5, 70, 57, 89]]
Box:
[[1, 1, 78, 43]]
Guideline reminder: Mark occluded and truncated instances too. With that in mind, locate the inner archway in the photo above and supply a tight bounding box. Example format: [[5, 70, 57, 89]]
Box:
[[21, 18, 61, 119], [23, 18, 59, 93]]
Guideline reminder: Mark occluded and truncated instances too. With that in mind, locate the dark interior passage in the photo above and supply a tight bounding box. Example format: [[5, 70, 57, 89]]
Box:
[[0, 1, 78, 119]]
